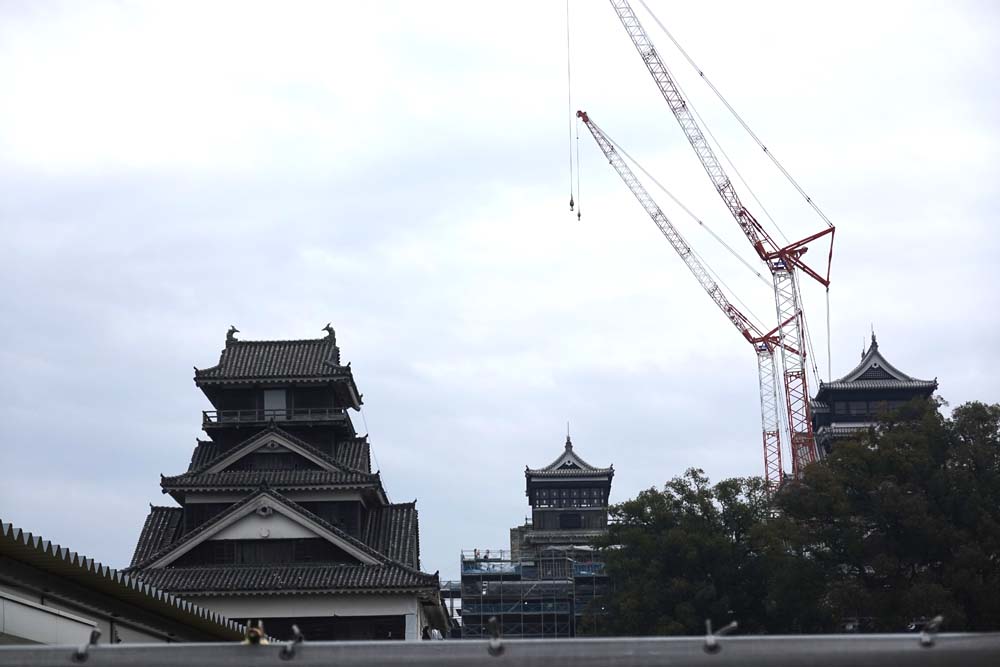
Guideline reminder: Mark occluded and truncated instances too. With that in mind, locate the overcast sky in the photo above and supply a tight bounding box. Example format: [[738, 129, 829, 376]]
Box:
[[1, 1, 997, 581]]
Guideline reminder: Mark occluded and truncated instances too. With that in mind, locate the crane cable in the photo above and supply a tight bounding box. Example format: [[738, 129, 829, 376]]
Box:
[[359, 405, 389, 503], [637, 0, 836, 388], [637, 0, 834, 230], [826, 289, 832, 381], [601, 132, 772, 332], [575, 114, 582, 221], [661, 57, 790, 244], [566, 0, 576, 215], [794, 280, 822, 389], [604, 132, 771, 290]]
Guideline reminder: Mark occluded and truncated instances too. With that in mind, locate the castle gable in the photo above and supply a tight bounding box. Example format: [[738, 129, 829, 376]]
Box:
[[141, 490, 380, 569], [204, 429, 341, 475]]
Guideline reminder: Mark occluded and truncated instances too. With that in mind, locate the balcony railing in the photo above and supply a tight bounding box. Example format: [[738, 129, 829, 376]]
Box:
[[202, 408, 347, 426]]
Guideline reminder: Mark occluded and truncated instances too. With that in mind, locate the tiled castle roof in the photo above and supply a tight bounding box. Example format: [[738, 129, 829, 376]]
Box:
[[188, 440, 219, 471], [161, 470, 379, 493], [816, 334, 937, 395], [131, 500, 421, 574], [128, 489, 435, 596], [165, 427, 381, 495], [362, 503, 421, 570], [526, 436, 613, 478], [335, 437, 373, 475], [130, 506, 184, 567], [185, 427, 372, 476], [134, 563, 437, 596], [194, 333, 354, 385]]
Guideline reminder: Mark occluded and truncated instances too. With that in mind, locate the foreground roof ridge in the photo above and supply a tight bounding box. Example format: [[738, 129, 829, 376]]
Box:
[[0, 518, 246, 639]]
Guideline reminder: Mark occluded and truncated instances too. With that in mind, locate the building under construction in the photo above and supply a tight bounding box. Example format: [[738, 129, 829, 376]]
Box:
[[460, 436, 612, 638]]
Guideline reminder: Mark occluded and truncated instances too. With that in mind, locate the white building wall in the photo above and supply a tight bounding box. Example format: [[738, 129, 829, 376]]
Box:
[[0, 591, 96, 645], [211, 514, 316, 540], [0, 586, 166, 644], [0, 581, 191, 645], [185, 593, 422, 640]]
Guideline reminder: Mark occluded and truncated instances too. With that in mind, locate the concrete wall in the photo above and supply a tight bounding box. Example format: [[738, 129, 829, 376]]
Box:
[[0, 585, 166, 645], [186, 593, 424, 640]]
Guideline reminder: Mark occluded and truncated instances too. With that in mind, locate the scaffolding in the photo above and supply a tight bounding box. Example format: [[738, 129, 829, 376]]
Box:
[[459, 548, 608, 639]]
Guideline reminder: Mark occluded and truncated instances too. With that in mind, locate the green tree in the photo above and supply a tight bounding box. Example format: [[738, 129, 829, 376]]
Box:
[[774, 398, 1000, 631], [593, 469, 781, 635], [594, 399, 1000, 634]]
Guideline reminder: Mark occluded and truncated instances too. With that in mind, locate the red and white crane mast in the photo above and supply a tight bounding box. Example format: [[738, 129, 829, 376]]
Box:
[[607, 0, 834, 477]]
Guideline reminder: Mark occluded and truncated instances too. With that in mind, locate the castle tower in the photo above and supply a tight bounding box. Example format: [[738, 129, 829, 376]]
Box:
[[812, 333, 938, 454], [518, 435, 614, 554], [127, 327, 446, 640], [460, 435, 613, 639]]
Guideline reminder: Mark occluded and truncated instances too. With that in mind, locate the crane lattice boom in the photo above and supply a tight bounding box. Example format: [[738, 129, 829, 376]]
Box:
[[606, 0, 836, 478], [577, 110, 785, 485], [576, 112, 766, 347]]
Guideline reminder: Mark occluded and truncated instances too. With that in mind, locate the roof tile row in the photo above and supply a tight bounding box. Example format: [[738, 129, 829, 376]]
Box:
[[161, 469, 378, 492], [195, 337, 342, 381], [130, 506, 184, 567], [362, 504, 420, 570], [2, 519, 245, 639], [135, 563, 436, 595]]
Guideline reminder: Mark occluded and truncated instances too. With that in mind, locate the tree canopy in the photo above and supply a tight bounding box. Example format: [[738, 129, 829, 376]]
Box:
[[593, 399, 1000, 634]]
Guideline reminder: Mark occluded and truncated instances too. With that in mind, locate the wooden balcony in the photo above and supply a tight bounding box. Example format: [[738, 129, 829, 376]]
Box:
[[202, 407, 348, 428]]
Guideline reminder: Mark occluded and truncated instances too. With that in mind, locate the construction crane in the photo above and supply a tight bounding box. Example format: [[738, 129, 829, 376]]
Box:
[[577, 110, 785, 486], [605, 0, 835, 479]]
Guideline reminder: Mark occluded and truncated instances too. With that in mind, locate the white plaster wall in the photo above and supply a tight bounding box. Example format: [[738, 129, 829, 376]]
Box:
[[0, 592, 96, 645], [211, 513, 317, 540], [0, 581, 186, 645], [186, 594, 421, 639]]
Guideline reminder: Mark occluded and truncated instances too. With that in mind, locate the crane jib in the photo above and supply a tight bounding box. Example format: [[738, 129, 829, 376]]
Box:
[[604, 0, 832, 481]]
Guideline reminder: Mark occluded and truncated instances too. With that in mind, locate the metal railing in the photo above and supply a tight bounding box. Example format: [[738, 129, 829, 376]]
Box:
[[202, 408, 347, 425], [3, 633, 998, 666]]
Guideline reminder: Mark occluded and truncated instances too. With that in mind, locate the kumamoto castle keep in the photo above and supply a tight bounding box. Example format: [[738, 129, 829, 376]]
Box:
[[125, 326, 449, 640]]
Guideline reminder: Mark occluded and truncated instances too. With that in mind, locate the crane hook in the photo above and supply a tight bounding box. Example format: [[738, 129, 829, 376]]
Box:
[[569, 194, 575, 212]]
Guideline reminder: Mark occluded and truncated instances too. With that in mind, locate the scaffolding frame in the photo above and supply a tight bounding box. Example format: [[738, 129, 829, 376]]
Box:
[[459, 549, 608, 639]]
